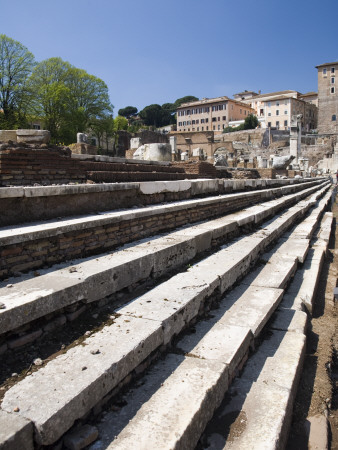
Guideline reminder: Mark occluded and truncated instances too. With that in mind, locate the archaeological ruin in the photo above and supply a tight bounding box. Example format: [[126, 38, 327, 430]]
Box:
[[0, 127, 336, 449]]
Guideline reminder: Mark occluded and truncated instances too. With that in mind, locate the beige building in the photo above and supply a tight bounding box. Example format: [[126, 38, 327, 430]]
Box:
[[236, 90, 317, 132], [316, 61, 338, 134], [176, 96, 254, 133]]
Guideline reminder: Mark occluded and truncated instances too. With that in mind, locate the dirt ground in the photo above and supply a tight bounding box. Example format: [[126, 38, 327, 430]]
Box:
[[288, 197, 338, 449]]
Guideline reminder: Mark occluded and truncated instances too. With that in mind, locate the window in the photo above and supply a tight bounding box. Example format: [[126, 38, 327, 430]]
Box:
[[240, 109, 242, 114], [268, 102, 271, 107], [333, 115, 337, 121], [284, 120, 288, 127], [222, 116, 226, 121], [213, 125, 215, 130], [197, 127, 199, 131], [205, 118, 209, 123], [212, 106, 216, 111], [284, 100, 288, 105], [218, 125, 220, 130], [331, 87, 335, 94], [331, 67, 335, 73], [332, 77, 335, 84], [276, 110, 279, 115], [276, 121, 280, 129], [284, 110, 288, 114], [33, 124, 41, 130], [183, 121, 186, 126], [187, 110, 191, 115], [268, 122, 271, 127], [178, 122, 182, 126], [323, 68, 327, 75], [206, 126, 209, 130], [201, 126, 204, 131], [244, 110, 247, 115], [212, 117, 217, 122], [231, 105, 233, 110], [192, 120, 195, 125], [196, 120, 199, 124], [276, 101, 280, 106], [201, 119, 205, 123], [259, 108, 264, 116], [268, 112, 271, 116], [218, 117, 220, 121]]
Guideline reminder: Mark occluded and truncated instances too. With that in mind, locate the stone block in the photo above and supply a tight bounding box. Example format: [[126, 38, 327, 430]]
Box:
[[0, 411, 33, 450]]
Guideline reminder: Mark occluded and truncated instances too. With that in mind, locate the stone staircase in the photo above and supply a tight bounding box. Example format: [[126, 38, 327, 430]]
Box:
[[0, 177, 333, 449]]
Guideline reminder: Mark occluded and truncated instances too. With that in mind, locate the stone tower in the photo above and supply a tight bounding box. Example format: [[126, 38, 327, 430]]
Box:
[[316, 61, 338, 134]]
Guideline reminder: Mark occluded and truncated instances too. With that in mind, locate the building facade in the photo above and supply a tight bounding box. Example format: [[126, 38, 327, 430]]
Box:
[[316, 61, 338, 134], [237, 90, 317, 132], [176, 97, 254, 133]]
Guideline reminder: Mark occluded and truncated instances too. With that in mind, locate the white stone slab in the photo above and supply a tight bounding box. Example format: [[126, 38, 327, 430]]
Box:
[[217, 286, 284, 337], [176, 323, 253, 380], [1, 315, 163, 445], [0, 410, 33, 450], [91, 354, 228, 450], [241, 255, 297, 290], [270, 308, 308, 334]]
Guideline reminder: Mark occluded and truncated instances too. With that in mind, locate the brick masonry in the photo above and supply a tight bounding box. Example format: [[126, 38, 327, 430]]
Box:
[[0, 191, 265, 279]]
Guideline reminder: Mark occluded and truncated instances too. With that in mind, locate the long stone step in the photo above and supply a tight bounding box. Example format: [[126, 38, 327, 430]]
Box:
[[0, 184, 330, 339], [0, 180, 328, 279], [0, 177, 325, 227], [84, 191, 330, 450], [0, 189, 331, 447], [197, 208, 332, 449]]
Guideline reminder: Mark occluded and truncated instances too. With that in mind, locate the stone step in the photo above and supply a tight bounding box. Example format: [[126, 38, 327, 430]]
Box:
[[0, 180, 329, 279], [197, 208, 331, 449], [84, 192, 330, 449], [0, 189, 330, 447], [1, 178, 325, 227], [0, 184, 330, 339]]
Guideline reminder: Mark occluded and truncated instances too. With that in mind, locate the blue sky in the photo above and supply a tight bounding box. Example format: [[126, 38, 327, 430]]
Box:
[[1, 0, 337, 114]]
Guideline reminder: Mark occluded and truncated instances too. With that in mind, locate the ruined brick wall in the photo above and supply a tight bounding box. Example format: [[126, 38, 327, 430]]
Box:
[[0, 191, 265, 279], [0, 146, 86, 186], [172, 160, 218, 177]]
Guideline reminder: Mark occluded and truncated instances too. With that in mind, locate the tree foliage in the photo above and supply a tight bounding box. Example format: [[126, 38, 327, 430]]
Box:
[[243, 113, 259, 130], [0, 34, 35, 128], [118, 106, 137, 118], [28, 57, 113, 143], [138, 96, 199, 128], [223, 114, 259, 133]]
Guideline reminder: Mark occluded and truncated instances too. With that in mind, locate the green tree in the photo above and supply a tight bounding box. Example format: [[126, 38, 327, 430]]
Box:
[[114, 115, 128, 131], [243, 114, 259, 130], [173, 96, 198, 109], [139, 104, 163, 127], [0, 34, 35, 129], [28, 57, 113, 143], [118, 106, 138, 119]]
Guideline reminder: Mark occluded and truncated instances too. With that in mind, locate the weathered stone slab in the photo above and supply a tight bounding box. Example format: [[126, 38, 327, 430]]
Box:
[[242, 255, 297, 290], [0, 410, 34, 450], [217, 285, 284, 338], [261, 237, 310, 263], [118, 270, 220, 344], [202, 330, 305, 449], [1, 315, 163, 445], [240, 330, 306, 390], [90, 354, 228, 450], [270, 308, 308, 334], [176, 323, 253, 380]]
